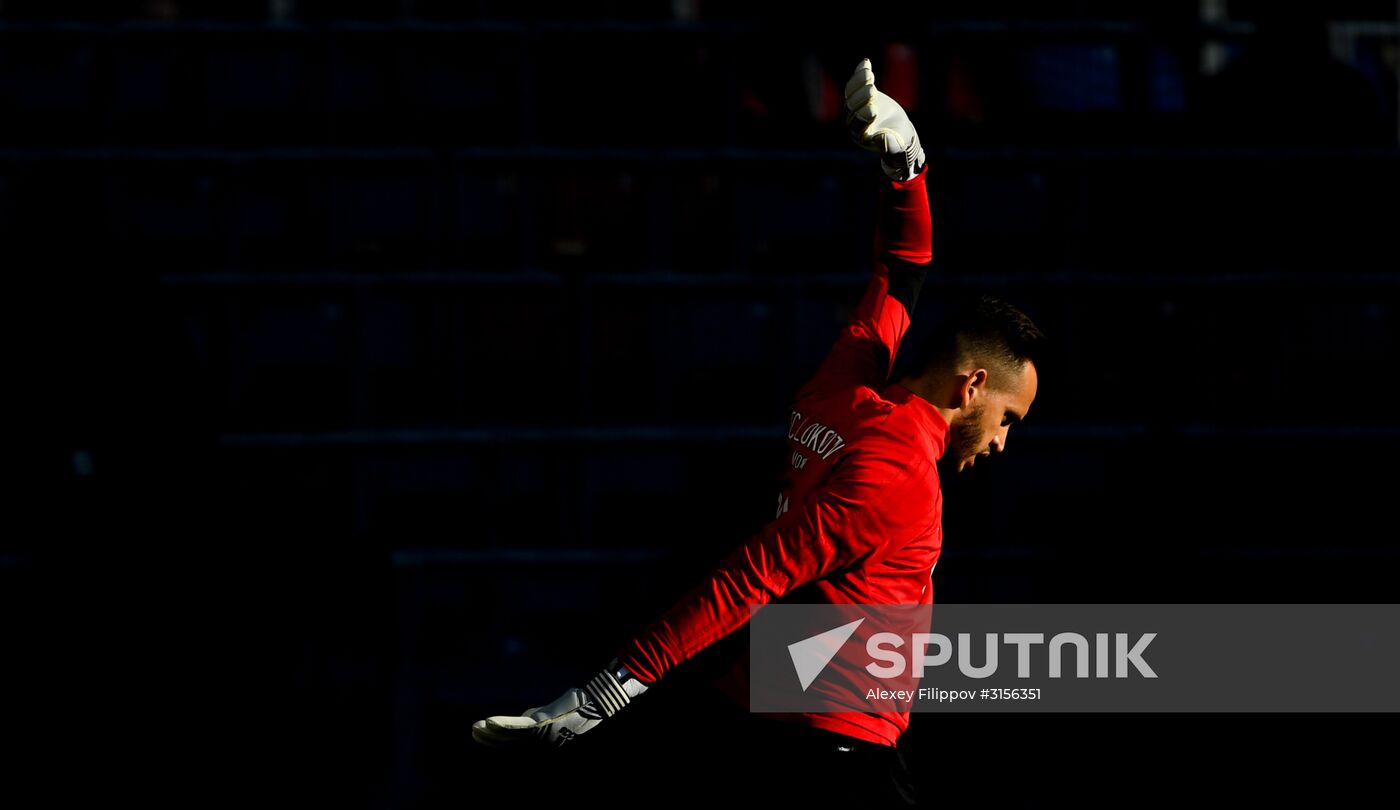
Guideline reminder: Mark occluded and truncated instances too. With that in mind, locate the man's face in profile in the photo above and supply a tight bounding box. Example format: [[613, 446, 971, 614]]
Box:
[[949, 361, 1038, 473]]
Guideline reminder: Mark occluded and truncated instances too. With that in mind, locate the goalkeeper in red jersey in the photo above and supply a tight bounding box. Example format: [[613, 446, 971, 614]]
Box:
[[473, 57, 1045, 807]]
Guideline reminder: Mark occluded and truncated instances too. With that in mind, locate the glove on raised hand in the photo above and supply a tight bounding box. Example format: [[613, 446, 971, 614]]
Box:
[[845, 57, 927, 181]]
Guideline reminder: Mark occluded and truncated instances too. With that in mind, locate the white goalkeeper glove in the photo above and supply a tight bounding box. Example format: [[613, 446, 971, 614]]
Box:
[[844, 57, 926, 181], [471, 659, 648, 748]]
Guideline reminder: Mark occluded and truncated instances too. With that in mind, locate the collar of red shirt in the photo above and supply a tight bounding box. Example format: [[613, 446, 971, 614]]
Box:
[[882, 382, 951, 460]]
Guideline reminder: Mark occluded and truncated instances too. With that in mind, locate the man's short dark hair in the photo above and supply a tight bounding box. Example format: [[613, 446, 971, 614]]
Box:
[[914, 295, 1046, 391]]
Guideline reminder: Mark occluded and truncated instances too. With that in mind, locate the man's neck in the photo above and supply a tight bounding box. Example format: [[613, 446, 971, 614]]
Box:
[[894, 375, 959, 428]]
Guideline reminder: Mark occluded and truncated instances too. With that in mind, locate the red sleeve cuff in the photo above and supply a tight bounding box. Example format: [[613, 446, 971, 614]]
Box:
[[886, 163, 928, 190], [617, 642, 660, 685]]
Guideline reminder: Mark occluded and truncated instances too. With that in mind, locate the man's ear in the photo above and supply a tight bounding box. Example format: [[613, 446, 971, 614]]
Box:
[[958, 369, 989, 408]]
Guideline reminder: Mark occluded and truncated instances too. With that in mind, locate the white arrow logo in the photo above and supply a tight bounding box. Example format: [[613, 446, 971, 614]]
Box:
[[787, 618, 865, 691]]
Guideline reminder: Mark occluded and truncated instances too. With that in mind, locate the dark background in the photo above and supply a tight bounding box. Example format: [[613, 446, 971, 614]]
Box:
[[7, 1, 1398, 807]]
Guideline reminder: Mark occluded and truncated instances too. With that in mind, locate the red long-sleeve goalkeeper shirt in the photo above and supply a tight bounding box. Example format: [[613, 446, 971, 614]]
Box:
[[617, 166, 945, 747]]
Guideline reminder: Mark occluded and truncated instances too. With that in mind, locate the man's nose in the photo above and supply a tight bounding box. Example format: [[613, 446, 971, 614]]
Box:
[[991, 428, 1008, 453]]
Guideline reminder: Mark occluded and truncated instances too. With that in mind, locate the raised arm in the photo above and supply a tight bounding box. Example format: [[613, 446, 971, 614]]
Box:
[[799, 58, 933, 398]]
